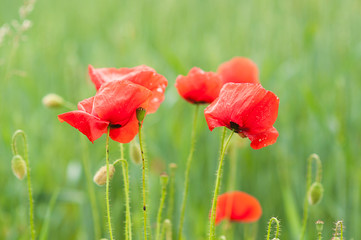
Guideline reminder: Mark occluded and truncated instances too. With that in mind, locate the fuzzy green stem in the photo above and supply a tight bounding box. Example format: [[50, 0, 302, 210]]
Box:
[[177, 104, 199, 240], [138, 122, 149, 240], [300, 154, 322, 240], [209, 129, 234, 240], [335, 221, 343, 240], [161, 219, 172, 240], [12, 130, 35, 240], [62, 101, 77, 111], [156, 176, 169, 240], [114, 157, 132, 240], [166, 164, 177, 221], [80, 136, 101, 239], [266, 217, 280, 240], [105, 127, 114, 240]]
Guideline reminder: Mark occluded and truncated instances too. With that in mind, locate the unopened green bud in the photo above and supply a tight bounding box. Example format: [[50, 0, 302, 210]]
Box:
[[129, 140, 142, 165], [332, 237, 340, 240], [93, 164, 115, 186], [308, 182, 324, 205], [160, 172, 169, 186], [219, 236, 226, 240], [272, 238, 280, 240], [42, 93, 64, 108], [316, 220, 324, 233], [11, 155, 27, 180], [136, 107, 146, 122]]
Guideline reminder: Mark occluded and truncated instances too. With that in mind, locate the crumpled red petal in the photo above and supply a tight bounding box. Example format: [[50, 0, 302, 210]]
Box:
[[204, 83, 279, 149], [78, 96, 95, 114], [215, 191, 262, 225], [175, 67, 222, 104], [217, 57, 259, 84], [58, 110, 109, 143], [88, 65, 167, 113], [93, 80, 152, 125], [245, 127, 279, 150], [109, 114, 139, 143]]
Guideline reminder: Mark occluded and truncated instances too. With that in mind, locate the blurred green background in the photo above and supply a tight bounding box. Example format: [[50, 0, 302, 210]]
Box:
[[1, 0, 361, 239]]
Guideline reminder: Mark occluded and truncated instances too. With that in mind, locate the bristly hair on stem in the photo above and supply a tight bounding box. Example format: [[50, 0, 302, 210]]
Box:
[[12, 130, 35, 240], [266, 217, 280, 240], [138, 119, 150, 240], [105, 126, 114, 240], [208, 128, 234, 240]]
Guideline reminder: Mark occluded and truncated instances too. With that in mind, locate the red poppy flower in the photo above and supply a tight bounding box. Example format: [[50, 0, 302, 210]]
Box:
[[215, 191, 262, 225], [88, 64, 167, 113], [204, 83, 279, 149], [175, 67, 222, 104], [217, 57, 259, 84], [58, 80, 152, 143]]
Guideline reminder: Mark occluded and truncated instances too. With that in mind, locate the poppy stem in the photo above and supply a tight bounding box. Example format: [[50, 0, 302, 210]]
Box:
[[156, 174, 169, 240], [209, 129, 234, 240], [266, 217, 280, 240], [114, 157, 132, 240], [177, 104, 199, 240], [138, 122, 149, 240], [105, 126, 114, 240], [80, 135, 101, 239], [12, 130, 35, 240], [300, 154, 322, 240]]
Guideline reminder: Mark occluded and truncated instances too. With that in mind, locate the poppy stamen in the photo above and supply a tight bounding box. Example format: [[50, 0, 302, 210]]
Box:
[[110, 124, 122, 129]]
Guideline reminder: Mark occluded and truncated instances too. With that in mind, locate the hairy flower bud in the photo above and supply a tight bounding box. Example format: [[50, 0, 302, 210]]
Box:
[[93, 164, 115, 186], [136, 107, 146, 122], [42, 93, 64, 108], [160, 172, 169, 186], [129, 140, 142, 165], [11, 155, 27, 180], [308, 182, 324, 205]]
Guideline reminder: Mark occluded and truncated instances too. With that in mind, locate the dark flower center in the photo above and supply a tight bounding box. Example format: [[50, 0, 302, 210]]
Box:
[[110, 124, 122, 129], [229, 121, 248, 134]]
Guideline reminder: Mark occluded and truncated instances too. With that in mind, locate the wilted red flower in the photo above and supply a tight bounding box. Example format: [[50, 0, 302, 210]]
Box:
[[58, 80, 152, 143], [215, 191, 262, 225], [204, 83, 279, 149], [217, 57, 259, 84], [175, 67, 222, 104], [88, 64, 167, 113]]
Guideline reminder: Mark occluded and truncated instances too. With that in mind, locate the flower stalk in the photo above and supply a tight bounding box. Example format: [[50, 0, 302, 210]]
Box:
[[300, 154, 323, 240], [138, 120, 149, 240], [266, 217, 280, 240], [209, 129, 234, 240], [105, 126, 114, 240], [178, 104, 199, 240], [156, 173, 169, 240], [12, 130, 35, 240]]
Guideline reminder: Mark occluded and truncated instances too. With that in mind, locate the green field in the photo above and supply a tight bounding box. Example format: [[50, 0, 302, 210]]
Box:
[[1, 0, 361, 239]]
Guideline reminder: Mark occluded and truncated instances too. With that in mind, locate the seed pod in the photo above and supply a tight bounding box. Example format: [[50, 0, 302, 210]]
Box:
[[136, 107, 146, 122], [160, 172, 169, 186], [93, 164, 115, 186], [308, 182, 324, 205], [11, 155, 27, 180], [129, 140, 142, 165], [42, 93, 64, 108]]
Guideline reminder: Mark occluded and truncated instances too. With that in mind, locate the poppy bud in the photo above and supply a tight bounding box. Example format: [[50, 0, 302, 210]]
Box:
[[136, 107, 146, 122], [42, 93, 64, 108], [308, 182, 324, 205], [11, 155, 27, 180], [316, 220, 324, 233], [332, 238, 340, 240], [93, 164, 115, 186], [160, 172, 169, 186], [129, 140, 142, 165]]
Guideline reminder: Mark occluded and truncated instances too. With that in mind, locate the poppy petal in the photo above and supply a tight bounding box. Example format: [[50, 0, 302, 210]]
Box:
[[215, 191, 262, 225], [175, 67, 222, 104], [93, 80, 152, 125], [58, 111, 109, 143], [245, 127, 279, 150], [204, 83, 267, 131], [78, 96, 95, 114], [217, 57, 259, 84], [89, 65, 167, 113], [109, 114, 139, 143]]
